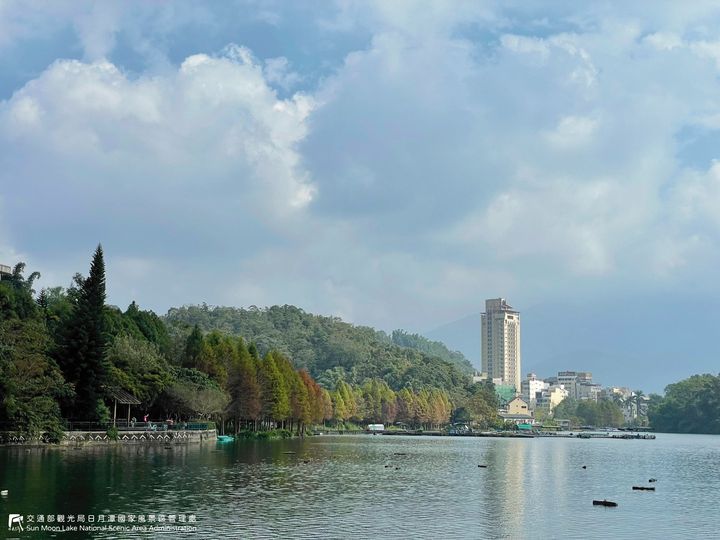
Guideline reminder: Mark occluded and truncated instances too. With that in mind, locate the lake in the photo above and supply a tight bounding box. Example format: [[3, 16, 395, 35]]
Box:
[[1, 433, 719, 538]]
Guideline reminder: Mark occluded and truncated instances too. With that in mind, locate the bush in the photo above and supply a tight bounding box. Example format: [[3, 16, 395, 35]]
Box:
[[106, 425, 119, 441], [235, 428, 294, 440], [95, 400, 111, 423]]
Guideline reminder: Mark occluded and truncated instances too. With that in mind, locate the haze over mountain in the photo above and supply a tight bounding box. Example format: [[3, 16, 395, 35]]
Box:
[[427, 295, 720, 394]]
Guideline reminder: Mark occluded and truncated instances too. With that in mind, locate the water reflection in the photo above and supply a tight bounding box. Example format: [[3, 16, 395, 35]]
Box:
[[1, 434, 719, 539]]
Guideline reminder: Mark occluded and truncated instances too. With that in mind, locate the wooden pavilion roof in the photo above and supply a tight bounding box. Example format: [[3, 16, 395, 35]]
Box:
[[106, 387, 141, 405]]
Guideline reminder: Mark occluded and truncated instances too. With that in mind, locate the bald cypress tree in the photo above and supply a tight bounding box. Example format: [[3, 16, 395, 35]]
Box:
[[56, 245, 111, 420], [226, 338, 261, 432]]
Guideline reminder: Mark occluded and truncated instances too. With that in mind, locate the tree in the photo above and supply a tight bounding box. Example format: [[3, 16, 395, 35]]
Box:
[[257, 352, 290, 427], [0, 318, 71, 439], [183, 325, 204, 368], [54, 245, 111, 420], [105, 334, 173, 406], [226, 338, 262, 432], [649, 374, 720, 434]]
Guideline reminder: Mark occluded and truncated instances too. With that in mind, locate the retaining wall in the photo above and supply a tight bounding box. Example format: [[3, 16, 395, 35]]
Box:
[[0, 429, 217, 446]]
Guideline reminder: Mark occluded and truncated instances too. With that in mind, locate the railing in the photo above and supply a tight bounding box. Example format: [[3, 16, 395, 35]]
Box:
[[62, 420, 215, 432], [0, 420, 216, 433]]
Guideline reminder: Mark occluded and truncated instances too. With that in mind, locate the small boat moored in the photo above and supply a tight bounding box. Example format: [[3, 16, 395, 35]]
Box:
[[593, 500, 618, 507]]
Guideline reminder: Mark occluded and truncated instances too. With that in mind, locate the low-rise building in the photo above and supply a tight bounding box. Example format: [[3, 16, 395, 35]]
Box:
[[521, 373, 548, 410], [499, 413, 534, 426], [536, 385, 568, 412], [507, 396, 530, 416]]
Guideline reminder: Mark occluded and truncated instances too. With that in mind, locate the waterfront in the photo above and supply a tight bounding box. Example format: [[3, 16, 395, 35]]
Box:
[[1, 434, 719, 539]]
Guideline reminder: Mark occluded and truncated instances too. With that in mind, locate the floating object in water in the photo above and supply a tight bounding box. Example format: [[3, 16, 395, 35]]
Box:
[[217, 435, 234, 443], [649, 478, 657, 483], [632, 486, 655, 491], [384, 465, 391, 468], [1, 490, 8, 496], [302, 460, 310, 464], [582, 465, 587, 469], [593, 500, 618, 507], [395, 467, 400, 470], [393, 452, 407, 456], [478, 465, 487, 468]]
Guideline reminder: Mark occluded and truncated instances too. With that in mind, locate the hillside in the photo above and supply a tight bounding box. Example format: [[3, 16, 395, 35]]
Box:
[[163, 304, 473, 392]]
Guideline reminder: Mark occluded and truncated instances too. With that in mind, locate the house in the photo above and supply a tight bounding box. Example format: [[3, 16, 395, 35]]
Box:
[[507, 397, 530, 416]]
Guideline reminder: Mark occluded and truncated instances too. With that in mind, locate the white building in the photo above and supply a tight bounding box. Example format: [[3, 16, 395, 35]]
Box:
[[536, 385, 568, 412], [551, 371, 600, 402], [481, 298, 521, 392], [521, 373, 548, 410]]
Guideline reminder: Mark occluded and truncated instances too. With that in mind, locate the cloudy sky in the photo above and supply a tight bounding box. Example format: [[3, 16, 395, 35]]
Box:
[[2, 1, 720, 390]]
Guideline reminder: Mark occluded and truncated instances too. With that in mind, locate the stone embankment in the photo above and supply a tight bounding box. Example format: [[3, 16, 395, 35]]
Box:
[[0, 429, 217, 446]]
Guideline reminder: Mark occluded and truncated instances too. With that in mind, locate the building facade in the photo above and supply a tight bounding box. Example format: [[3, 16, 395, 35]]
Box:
[[521, 373, 549, 410], [481, 298, 521, 392], [536, 385, 569, 412]]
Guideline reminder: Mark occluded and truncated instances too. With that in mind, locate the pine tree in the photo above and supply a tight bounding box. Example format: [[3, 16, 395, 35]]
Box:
[[183, 325, 204, 368], [55, 245, 111, 420]]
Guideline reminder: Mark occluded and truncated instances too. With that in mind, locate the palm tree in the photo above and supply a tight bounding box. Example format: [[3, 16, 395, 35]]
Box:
[[633, 390, 646, 426]]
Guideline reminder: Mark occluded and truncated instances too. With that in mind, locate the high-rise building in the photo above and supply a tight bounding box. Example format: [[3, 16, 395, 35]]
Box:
[[481, 298, 521, 392]]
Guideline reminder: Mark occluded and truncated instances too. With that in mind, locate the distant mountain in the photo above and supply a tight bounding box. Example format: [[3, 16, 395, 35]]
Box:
[[425, 313, 481, 369], [163, 304, 473, 392], [425, 295, 720, 394]]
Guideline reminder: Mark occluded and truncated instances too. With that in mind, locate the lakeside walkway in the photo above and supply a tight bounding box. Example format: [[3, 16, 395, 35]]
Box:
[[377, 430, 656, 439]]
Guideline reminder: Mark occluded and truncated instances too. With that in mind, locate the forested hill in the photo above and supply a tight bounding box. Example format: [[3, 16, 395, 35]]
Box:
[[163, 305, 473, 391]]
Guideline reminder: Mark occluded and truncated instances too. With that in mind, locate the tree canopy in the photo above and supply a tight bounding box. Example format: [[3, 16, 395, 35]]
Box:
[[649, 374, 720, 434]]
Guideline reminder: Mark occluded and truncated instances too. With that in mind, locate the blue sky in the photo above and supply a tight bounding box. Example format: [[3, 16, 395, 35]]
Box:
[[2, 1, 720, 391]]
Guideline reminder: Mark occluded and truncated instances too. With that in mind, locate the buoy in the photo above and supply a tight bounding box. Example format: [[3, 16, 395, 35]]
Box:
[[592, 500, 617, 507], [582, 465, 587, 469], [632, 486, 655, 491], [395, 467, 400, 470]]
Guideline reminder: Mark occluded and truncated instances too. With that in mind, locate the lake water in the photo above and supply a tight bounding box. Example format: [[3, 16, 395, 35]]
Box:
[[1, 433, 719, 539]]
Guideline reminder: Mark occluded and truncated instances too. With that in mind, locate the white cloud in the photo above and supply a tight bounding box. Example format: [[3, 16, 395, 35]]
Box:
[[0, 47, 315, 219], [544, 115, 598, 148], [7, 1, 720, 347]]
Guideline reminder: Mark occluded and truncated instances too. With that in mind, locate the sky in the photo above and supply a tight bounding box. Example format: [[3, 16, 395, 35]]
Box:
[[2, 1, 720, 392]]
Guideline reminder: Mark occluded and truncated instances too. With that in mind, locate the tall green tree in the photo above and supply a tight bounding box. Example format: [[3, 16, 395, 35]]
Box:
[[55, 245, 111, 420], [258, 352, 290, 426], [183, 325, 204, 368], [0, 264, 71, 438], [226, 338, 262, 432]]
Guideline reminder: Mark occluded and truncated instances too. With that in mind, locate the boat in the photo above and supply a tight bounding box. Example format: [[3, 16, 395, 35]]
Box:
[[593, 500, 618, 507]]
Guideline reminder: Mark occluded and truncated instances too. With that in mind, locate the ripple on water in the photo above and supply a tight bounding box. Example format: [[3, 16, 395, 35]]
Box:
[[1, 434, 719, 539]]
